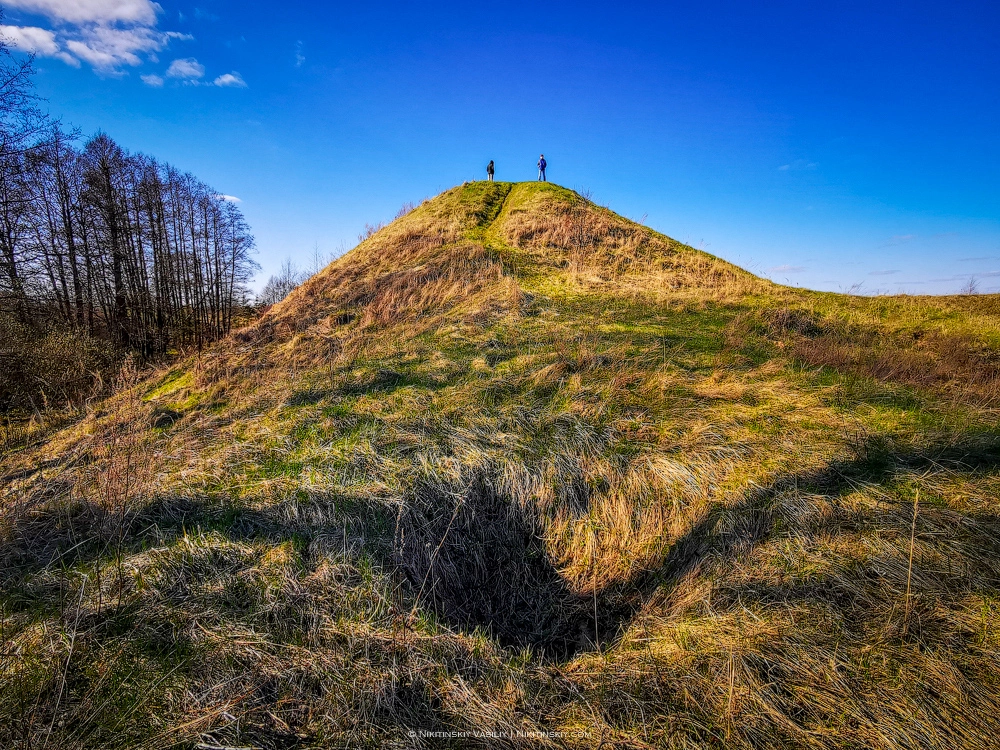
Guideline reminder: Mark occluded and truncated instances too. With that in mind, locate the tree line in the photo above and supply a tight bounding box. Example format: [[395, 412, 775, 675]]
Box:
[[0, 42, 257, 413], [1, 128, 257, 355]]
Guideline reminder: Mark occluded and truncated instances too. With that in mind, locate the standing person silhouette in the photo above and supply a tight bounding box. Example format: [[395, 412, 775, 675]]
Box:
[[537, 154, 547, 181], [486, 160, 495, 182]]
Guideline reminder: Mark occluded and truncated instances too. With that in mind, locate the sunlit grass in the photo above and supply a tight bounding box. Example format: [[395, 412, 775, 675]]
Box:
[[1, 181, 999, 747]]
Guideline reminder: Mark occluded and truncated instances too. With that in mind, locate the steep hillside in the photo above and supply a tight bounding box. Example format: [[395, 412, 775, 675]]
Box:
[[2, 181, 999, 748]]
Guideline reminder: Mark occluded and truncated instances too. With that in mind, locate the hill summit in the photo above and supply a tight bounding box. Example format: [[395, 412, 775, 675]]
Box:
[[2, 182, 1000, 748], [268, 180, 761, 331]]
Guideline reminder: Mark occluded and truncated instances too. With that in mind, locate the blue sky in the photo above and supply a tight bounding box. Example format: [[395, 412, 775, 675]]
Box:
[[3, 0, 998, 294]]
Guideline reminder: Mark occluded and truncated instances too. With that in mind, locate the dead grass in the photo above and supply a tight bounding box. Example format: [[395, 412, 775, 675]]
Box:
[[727, 303, 1000, 407], [1, 181, 999, 748], [495, 184, 767, 300]]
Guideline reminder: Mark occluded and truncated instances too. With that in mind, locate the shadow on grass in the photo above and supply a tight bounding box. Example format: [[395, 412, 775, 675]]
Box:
[[620, 433, 1000, 630], [3, 433, 1000, 661], [394, 476, 595, 658], [388, 432, 1000, 660], [3, 432, 1000, 748]]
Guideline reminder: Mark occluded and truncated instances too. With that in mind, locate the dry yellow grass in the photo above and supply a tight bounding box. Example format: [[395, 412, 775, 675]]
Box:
[[1, 181, 998, 748]]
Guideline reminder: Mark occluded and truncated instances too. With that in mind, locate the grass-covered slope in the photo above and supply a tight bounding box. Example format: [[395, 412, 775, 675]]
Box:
[[2, 181, 999, 748]]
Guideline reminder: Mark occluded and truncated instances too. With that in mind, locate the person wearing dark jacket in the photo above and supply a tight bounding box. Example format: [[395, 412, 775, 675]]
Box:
[[537, 154, 547, 181], [486, 160, 495, 181]]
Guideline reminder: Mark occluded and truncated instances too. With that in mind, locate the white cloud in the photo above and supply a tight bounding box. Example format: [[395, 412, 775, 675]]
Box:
[[769, 264, 807, 273], [64, 39, 119, 68], [1, 23, 58, 54], [869, 269, 901, 276], [1, 0, 195, 73], [778, 159, 818, 171], [166, 56, 204, 79], [219, 194, 241, 202], [68, 25, 173, 70], [2, 2, 240, 85], [213, 71, 246, 88], [295, 40, 304, 67], [0, 23, 80, 65], [3, 0, 160, 25]]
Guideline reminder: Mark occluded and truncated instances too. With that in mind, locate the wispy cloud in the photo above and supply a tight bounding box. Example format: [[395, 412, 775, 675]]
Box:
[[958, 256, 998, 262], [213, 71, 247, 88], [926, 270, 1000, 282], [778, 159, 818, 171], [769, 264, 807, 273], [140, 72, 163, 87], [156, 59, 246, 88], [869, 269, 901, 276], [295, 39, 305, 67], [167, 57, 205, 80], [219, 195, 241, 202], [879, 234, 917, 247], [1, 0, 191, 72]]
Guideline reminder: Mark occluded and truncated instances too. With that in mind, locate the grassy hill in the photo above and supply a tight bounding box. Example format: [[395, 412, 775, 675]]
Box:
[[2, 181, 999, 748]]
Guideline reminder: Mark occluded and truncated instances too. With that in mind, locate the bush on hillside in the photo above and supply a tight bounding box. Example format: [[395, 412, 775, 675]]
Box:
[[0, 311, 124, 413]]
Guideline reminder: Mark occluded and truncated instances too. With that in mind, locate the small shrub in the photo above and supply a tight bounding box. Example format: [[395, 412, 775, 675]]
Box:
[[0, 311, 124, 413]]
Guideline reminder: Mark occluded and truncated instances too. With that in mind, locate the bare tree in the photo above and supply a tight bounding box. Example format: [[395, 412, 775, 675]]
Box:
[[257, 258, 305, 306], [2, 124, 260, 408], [961, 276, 980, 295]]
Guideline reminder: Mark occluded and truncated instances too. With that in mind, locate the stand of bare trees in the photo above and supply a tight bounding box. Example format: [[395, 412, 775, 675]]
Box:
[[1, 128, 257, 355], [0, 40, 257, 414]]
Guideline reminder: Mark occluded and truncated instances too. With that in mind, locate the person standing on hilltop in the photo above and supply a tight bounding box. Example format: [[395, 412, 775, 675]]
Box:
[[487, 160, 495, 182], [537, 154, 547, 181]]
